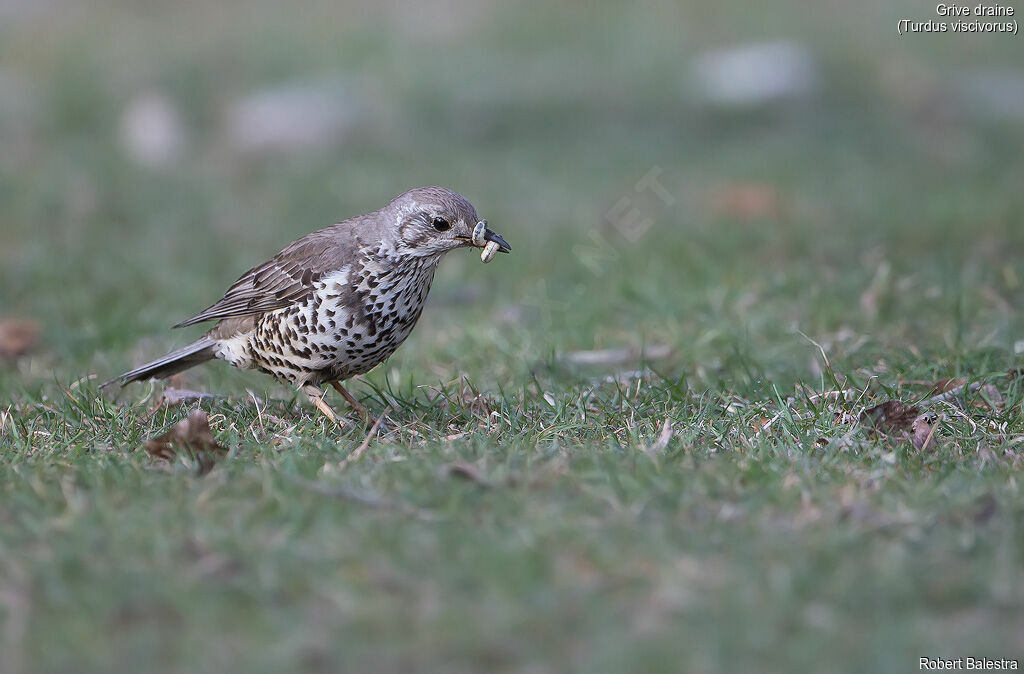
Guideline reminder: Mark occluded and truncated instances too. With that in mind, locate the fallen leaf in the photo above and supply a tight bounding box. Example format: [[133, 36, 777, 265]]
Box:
[[144, 409, 227, 475], [860, 400, 944, 451], [860, 400, 920, 436], [0, 318, 40, 360]]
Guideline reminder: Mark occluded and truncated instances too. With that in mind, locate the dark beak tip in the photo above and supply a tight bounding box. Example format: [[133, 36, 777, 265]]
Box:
[[486, 231, 512, 254]]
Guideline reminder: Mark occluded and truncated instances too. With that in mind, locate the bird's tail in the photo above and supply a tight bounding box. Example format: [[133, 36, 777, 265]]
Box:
[[101, 337, 217, 388]]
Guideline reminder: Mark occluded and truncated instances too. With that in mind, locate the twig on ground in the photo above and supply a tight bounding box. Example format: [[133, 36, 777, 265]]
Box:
[[920, 381, 984, 407]]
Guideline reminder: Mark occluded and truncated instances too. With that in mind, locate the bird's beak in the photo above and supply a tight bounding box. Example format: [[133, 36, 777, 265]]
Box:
[[458, 220, 512, 254], [483, 229, 512, 254]]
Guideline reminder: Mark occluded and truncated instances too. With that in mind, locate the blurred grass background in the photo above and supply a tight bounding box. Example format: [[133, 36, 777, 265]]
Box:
[[2, 1, 1024, 672]]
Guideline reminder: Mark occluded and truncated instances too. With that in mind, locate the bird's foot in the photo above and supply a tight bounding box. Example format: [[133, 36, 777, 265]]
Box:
[[330, 381, 372, 425], [303, 386, 346, 428]]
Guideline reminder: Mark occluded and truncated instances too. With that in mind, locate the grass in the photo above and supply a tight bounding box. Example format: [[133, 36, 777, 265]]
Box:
[[2, 1, 1024, 672]]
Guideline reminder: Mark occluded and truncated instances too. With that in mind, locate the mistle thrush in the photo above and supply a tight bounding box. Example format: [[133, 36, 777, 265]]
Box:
[[104, 187, 511, 422]]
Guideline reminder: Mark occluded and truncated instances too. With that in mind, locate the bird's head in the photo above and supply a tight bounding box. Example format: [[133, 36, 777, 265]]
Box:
[[385, 186, 511, 260]]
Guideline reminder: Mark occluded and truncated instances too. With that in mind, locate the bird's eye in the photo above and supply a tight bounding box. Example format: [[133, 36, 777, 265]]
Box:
[[432, 216, 451, 232]]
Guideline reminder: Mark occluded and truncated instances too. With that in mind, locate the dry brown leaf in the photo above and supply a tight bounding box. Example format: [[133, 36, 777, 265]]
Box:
[[860, 400, 920, 437], [860, 400, 944, 451], [0, 318, 40, 360], [144, 409, 227, 475]]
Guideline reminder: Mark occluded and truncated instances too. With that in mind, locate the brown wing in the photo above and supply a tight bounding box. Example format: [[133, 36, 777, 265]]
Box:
[[173, 227, 356, 328]]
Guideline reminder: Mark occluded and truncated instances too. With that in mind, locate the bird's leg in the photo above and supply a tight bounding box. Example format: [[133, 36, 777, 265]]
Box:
[[302, 385, 343, 426], [330, 381, 371, 423]]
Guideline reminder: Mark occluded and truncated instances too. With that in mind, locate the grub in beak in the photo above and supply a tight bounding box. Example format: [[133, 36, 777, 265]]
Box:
[[468, 220, 511, 254]]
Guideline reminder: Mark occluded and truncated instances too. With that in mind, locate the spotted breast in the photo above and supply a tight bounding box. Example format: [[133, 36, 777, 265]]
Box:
[[216, 245, 439, 387]]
